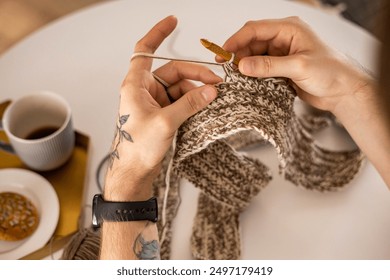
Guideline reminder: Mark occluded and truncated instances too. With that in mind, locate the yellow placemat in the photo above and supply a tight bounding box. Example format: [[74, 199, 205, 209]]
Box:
[[0, 100, 90, 257]]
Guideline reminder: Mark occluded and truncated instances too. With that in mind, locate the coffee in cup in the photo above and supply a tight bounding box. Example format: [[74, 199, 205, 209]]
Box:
[[0, 91, 75, 171]]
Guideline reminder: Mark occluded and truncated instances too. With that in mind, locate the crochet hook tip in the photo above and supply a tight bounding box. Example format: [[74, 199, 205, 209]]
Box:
[[200, 38, 239, 66], [200, 38, 212, 48]]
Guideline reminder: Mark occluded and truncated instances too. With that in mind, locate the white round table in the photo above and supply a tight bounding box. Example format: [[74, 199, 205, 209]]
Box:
[[0, 0, 388, 259]]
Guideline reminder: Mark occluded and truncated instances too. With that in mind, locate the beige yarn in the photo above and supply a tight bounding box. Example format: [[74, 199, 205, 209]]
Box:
[[61, 228, 100, 260]]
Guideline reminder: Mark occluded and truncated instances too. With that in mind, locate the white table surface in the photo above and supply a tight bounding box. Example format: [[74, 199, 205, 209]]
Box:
[[0, 0, 389, 260]]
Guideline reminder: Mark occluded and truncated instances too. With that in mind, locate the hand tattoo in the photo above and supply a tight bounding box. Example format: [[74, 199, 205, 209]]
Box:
[[109, 114, 133, 168]]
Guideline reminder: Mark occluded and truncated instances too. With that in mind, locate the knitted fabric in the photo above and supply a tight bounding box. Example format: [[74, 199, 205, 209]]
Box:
[[167, 63, 363, 259]]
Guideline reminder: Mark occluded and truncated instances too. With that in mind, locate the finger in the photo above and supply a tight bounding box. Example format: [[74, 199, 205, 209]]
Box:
[[215, 41, 268, 63], [153, 61, 222, 85], [154, 87, 172, 108], [130, 15, 178, 71], [167, 80, 196, 100], [238, 54, 305, 80], [222, 17, 307, 55], [152, 79, 198, 107], [163, 85, 217, 129], [151, 79, 196, 106]]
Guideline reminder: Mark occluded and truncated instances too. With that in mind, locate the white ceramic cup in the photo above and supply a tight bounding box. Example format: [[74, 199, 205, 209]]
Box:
[[0, 91, 75, 171]]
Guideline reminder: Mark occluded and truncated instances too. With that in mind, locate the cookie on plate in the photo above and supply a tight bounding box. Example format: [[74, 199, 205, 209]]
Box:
[[0, 192, 40, 241]]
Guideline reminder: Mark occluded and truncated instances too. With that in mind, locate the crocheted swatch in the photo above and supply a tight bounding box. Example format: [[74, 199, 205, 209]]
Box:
[[167, 63, 363, 260]]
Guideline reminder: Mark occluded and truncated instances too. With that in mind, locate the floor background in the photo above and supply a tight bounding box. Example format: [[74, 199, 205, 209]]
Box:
[[0, 0, 384, 56]]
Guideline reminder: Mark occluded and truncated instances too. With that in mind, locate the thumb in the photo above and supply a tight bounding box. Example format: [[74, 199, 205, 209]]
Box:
[[163, 85, 217, 129], [239, 55, 300, 79]]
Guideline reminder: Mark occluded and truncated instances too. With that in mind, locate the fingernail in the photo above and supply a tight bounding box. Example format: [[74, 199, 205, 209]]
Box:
[[240, 59, 254, 75], [201, 86, 217, 102]]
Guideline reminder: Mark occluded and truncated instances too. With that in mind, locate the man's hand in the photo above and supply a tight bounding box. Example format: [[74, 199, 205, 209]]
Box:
[[220, 17, 374, 114], [105, 15, 222, 201]]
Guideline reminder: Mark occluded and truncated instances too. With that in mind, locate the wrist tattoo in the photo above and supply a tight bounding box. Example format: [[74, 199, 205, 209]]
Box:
[[109, 114, 133, 168], [133, 222, 160, 260]]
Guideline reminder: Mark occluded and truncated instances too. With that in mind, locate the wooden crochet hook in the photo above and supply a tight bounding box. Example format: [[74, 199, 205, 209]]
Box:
[[200, 39, 240, 66]]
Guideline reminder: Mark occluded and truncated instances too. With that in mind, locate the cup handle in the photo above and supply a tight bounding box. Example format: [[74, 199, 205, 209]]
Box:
[[0, 120, 15, 154]]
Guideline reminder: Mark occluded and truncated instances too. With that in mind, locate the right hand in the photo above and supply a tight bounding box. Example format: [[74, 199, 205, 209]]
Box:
[[221, 17, 390, 189], [220, 17, 375, 115]]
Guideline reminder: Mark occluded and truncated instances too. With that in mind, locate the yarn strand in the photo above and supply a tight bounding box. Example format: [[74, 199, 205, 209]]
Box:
[[131, 52, 223, 66], [159, 130, 178, 246]]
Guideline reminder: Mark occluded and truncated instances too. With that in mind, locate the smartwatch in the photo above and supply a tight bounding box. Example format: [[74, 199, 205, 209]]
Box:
[[92, 194, 158, 228]]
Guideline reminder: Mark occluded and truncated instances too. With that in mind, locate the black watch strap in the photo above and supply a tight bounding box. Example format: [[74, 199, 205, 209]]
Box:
[[92, 194, 158, 228]]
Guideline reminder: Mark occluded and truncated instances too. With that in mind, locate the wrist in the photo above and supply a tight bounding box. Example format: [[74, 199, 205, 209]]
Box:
[[332, 76, 378, 126], [104, 183, 153, 202], [329, 51, 376, 114], [104, 158, 160, 202]]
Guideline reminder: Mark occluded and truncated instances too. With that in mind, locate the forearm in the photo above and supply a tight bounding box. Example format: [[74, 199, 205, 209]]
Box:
[[100, 129, 161, 260], [333, 80, 390, 188], [100, 220, 160, 260], [100, 172, 160, 260]]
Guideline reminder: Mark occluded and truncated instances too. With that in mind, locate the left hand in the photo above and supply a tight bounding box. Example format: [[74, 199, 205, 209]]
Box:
[[105, 16, 222, 200]]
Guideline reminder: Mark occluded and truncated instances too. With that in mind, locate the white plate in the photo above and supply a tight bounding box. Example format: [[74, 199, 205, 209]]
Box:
[[0, 168, 59, 259]]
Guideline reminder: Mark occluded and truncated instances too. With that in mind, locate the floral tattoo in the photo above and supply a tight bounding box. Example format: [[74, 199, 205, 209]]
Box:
[[109, 114, 133, 168]]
